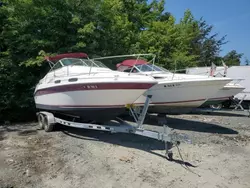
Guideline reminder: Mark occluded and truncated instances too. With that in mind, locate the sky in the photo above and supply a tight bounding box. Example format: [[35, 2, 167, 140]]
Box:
[[164, 0, 250, 64]]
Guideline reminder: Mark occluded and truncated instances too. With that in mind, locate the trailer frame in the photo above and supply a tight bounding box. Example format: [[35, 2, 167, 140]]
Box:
[[36, 96, 191, 160]]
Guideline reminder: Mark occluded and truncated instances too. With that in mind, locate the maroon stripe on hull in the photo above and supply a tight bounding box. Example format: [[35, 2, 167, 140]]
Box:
[[37, 104, 125, 108], [35, 82, 154, 96], [135, 98, 206, 105], [152, 98, 206, 104], [208, 96, 232, 101]]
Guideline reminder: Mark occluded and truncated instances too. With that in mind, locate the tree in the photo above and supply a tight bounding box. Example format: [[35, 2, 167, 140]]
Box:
[[223, 50, 243, 66], [0, 0, 100, 122], [158, 12, 172, 21], [245, 57, 250, 66], [135, 10, 201, 70], [0, 57, 48, 122], [171, 10, 200, 69], [191, 17, 227, 66], [93, 0, 165, 57], [1, 0, 100, 65], [0, 1, 7, 54]]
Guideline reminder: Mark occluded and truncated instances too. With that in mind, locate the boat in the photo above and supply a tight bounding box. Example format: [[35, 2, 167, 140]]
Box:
[[115, 56, 233, 114], [34, 53, 157, 122], [186, 65, 246, 108], [200, 82, 245, 109]]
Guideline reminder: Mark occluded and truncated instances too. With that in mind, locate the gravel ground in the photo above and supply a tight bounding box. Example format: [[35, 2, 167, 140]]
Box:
[[0, 110, 250, 188]]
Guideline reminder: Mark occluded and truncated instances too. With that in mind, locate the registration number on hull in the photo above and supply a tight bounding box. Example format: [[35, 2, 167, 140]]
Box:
[[164, 83, 181, 88]]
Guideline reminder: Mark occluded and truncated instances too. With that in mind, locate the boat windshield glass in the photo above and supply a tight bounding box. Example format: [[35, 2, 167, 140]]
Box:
[[92, 60, 108, 68], [135, 64, 169, 72], [60, 58, 108, 68]]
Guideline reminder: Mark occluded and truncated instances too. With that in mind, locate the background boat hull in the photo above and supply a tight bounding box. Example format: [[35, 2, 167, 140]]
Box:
[[134, 79, 231, 114], [201, 85, 245, 107]]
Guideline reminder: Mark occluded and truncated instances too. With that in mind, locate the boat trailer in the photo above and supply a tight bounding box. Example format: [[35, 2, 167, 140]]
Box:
[[37, 96, 191, 160]]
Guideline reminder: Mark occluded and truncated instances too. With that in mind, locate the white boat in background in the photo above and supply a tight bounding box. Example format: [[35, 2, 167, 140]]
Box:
[[224, 66, 250, 101], [34, 53, 157, 122], [201, 82, 245, 108], [115, 57, 232, 114], [186, 65, 248, 108]]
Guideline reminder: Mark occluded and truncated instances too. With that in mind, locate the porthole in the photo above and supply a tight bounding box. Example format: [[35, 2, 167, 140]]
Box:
[[68, 78, 78, 82], [54, 80, 61, 84]]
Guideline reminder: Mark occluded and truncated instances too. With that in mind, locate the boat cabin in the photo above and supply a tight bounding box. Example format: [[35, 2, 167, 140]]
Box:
[[46, 53, 108, 71], [43, 53, 112, 81]]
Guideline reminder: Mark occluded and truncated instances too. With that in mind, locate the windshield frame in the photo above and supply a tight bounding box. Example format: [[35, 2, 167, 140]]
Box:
[[132, 64, 170, 73], [60, 58, 108, 68], [49, 58, 109, 72]]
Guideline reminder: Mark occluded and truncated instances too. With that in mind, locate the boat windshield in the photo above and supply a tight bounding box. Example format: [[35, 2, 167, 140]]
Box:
[[135, 64, 170, 72], [60, 58, 108, 68]]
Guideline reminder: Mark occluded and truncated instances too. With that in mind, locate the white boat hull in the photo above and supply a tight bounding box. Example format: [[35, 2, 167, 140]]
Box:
[[201, 84, 245, 106], [35, 80, 155, 121], [35, 89, 146, 107], [186, 65, 250, 101], [134, 79, 231, 114]]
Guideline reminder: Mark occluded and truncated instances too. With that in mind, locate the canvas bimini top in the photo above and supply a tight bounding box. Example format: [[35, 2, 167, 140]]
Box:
[[116, 59, 148, 72], [45, 53, 89, 62], [117, 59, 169, 73], [45, 53, 109, 71]]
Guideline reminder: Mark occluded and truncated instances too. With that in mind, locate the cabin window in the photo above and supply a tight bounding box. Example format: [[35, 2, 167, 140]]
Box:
[[124, 68, 132, 72], [68, 78, 78, 82], [52, 62, 63, 70], [61, 58, 87, 66], [153, 77, 163, 79], [131, 67, 139, 73], [54, 80, 61, 83]]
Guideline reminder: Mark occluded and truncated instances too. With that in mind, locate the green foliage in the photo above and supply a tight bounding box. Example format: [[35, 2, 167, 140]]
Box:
[[0, 57, 48, 122], [244, 57, 250, 66], [223, 50, 243, 66], [0, 0, 245, 122]]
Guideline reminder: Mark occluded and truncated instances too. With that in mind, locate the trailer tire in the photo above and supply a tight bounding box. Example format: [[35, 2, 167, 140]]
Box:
[[242, 102, 250, 110], [167, 152, 173, 161], [43, 115, 54, 132], [38, 113, 45, 130], [222, 100, 231, 109]]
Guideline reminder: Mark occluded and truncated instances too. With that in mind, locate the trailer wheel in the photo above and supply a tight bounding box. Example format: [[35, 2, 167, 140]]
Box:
[[38, 113, 45, 129], [43, 115, 54, 132], [242, 102, 250, 110], [167, 152, 173, 161], [222, 100, 231, 109]]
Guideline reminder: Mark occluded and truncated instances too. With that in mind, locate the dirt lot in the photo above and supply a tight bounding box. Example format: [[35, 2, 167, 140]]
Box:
[[1, 110, 250, 188]]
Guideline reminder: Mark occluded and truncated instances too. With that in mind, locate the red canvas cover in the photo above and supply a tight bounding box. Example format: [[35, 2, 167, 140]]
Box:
[[116, 59, 148, 71], [45, 53, 88, 62]]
